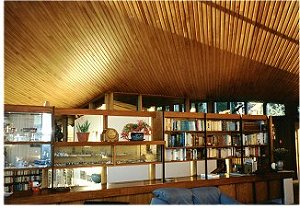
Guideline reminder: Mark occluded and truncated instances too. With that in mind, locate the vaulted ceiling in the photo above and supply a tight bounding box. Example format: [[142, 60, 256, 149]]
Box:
[[4, 1, 299, 108]]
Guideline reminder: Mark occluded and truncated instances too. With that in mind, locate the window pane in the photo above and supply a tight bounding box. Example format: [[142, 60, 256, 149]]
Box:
[[165, 106, 170, 111], [156, 107, 163, 111], [197, 102, 207, 113], [266, 103, 285, 116], [247, 102, 263, 115], [174, 104, 180, 112], [230, 102, 245, 115], [190, 103, 196, 112], [215, 102, 229, 113]]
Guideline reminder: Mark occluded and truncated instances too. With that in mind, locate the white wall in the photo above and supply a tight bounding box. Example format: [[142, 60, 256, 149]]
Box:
[[165, 162, 191, 178], [107, 165, 149, 183], [197, 160, 217, 175], [74, 115, 103, 142]]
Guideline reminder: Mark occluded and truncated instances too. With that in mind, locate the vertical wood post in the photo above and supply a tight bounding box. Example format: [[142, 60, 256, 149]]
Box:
[[137, 94, 143, 111], [105, 92, 114, 110]]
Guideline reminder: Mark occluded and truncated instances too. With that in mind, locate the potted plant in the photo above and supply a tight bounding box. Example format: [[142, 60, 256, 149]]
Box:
[[121, 120, 151, 141], [76, 120, 91, 142]]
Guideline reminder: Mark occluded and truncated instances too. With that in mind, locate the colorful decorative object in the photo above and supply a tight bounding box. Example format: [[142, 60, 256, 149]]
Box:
[[121, 120, 151, 140]]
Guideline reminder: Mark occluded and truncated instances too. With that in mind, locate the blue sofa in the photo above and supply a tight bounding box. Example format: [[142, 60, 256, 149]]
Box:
[[150, 187, 240, 204]]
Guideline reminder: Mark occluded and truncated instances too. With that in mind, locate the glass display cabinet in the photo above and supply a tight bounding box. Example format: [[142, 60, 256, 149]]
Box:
[[53, 143, 113, 168], [115, 142, 162, 165], [4, 105, 53, 193]]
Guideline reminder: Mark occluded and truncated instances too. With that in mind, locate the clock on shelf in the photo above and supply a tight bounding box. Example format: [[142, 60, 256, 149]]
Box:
[[102, 128, 119, 142]]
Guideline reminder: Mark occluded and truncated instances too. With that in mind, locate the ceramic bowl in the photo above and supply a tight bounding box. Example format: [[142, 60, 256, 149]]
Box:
[[130, 132, 144, 141], [91, 174, 101, 183]]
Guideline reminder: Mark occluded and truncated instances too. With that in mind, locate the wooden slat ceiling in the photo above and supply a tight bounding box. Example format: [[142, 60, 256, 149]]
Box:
[[4, 1, 299, 108]]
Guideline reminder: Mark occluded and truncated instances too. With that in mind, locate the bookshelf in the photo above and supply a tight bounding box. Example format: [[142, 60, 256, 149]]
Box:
[[163, 112, 272, 179]]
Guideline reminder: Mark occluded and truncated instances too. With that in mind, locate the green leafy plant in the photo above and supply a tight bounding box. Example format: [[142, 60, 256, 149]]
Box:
[[121, 120, 151, 139], [76, 120, 90, 133]]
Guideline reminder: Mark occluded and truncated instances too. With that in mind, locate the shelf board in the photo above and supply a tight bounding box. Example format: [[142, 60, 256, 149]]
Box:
[[53, 163, 114, 169], [165, 146, 205, 149], [206, 131, 240, 135], [207, 157, 240, 160], [4, 104, 53, 113], [206, 113, 241, 120], [4, 166, 51, 171], [54, 141, 165, 146], [243, 144, 268, 147], [13, 174, 41, 177], [165, 130, 205, 133], [243, 130, 267, 134], [4, 141, 52, 145], [165, 159, 196, 163], [241, 115, 268, 120], [54, 108, 156, 117], [115, 161, 162, 166], [164, 111, 205, 119], [206, 145, 236, 148]]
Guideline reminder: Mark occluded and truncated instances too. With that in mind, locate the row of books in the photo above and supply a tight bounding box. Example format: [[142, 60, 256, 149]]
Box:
[[53, 169, 73, 187], [165, 119, 267, 133], [166, 147, 262, 161], [207, 135, 235, 146], [4, 177, 13, 183], [244, 146, 265, 157], [165, 119, 205, 131], [165, 149, 205, 161], [13, 170, 41, 176], [207, 147, 237, 159], [165, 133, 243, 148], [165, 133, 204, 147], [13, 183, 30, 191], [206, 120, 240, 131], [243, 133, 267, 145]]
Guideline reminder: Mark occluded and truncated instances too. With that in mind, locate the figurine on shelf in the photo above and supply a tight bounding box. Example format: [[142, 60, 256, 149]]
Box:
[[55, 123, 64, 142], [30, 178, 41, 193]]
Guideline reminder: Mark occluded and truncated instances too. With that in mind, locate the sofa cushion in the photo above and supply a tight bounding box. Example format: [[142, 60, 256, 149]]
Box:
[[152, 188, 193, 204], [192, 187, 220, 204], [220, 193, 240, 204]]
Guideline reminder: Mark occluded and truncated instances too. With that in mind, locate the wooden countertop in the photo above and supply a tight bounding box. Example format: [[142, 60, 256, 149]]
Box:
[[5, 171, 294, 204]]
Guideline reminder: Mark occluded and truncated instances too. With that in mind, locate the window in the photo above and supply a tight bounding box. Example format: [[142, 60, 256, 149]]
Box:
[[266, 103, 285, 116], [190, 103, 196, 112], [247, 102, 263, 115], [156, 107, 163, 111], [197, 102, 207, 113], [215, 102, 229, 114], [174, 104, 180, 112], [230, 102, 245, 115]]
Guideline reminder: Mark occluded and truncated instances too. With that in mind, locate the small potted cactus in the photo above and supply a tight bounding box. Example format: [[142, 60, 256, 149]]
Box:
[[76, 120, 90, 142]]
